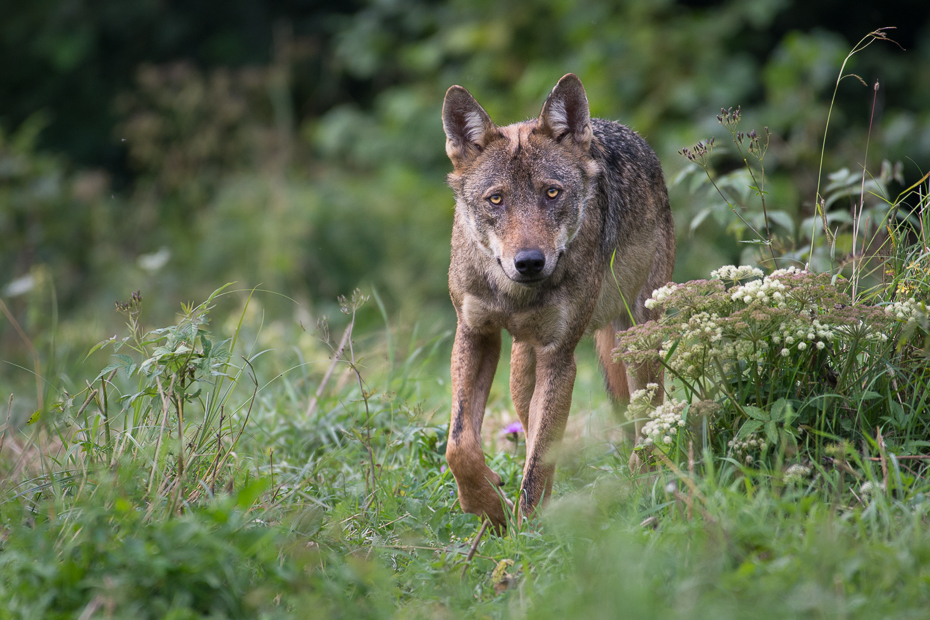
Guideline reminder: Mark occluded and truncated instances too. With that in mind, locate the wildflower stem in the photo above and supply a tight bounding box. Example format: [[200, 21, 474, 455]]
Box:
[[852, 80, 880, 303], [812, 28, 898, 272], [742, 156, 777, 267], [699, 162, 767, 243], [460, 521, 489, 579]]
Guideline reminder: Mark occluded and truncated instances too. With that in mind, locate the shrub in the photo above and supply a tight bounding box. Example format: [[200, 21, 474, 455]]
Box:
[[618, 263, 929, 466]]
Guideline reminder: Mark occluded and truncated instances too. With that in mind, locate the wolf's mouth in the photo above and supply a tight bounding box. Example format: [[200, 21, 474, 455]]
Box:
[[497, 252, 562, 285], [512, 275, 547, 285]]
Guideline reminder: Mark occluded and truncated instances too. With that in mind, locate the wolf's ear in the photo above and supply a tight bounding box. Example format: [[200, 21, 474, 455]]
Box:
[[538, 74, 592, 151], [442, 86, 497, 168]]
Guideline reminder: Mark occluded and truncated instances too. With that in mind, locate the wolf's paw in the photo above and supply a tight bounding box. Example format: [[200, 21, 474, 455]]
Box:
[[455, 466, 513, 532]]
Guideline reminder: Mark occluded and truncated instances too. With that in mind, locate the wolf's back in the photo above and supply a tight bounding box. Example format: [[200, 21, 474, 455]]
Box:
[[589, 118, 675, 278]]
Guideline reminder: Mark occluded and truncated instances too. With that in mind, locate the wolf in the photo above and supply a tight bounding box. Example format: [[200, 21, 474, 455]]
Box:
[[441, 73, 675, 531]]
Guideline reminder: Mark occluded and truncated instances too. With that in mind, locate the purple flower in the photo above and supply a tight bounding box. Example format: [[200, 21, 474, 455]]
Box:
[[502, 421, 524, 435]]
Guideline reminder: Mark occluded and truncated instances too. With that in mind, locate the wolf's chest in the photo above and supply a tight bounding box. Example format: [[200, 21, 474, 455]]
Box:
[[458, 271, 623, 347], [458, 293, 567, 346]]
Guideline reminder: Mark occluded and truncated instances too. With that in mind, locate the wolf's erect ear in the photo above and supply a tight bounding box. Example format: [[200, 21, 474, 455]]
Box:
[[538, 74, 592, 151], [442, 86, 497, 168]]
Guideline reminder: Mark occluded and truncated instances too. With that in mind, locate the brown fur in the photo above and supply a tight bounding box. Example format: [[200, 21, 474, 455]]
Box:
[[442, 74, 675, 531]]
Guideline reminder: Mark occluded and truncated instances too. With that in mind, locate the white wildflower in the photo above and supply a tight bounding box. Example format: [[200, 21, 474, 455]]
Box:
[[784, 464, 811, 482], [859, 481, 885, 496], [711, 265, 764, 281], [639, 397, 688, 449], [626, 384, 659, 422], [647, 283, 678, 309]]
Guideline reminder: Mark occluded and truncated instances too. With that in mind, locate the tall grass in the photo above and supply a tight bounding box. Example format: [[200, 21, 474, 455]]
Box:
[[2, 238, 928, 618]]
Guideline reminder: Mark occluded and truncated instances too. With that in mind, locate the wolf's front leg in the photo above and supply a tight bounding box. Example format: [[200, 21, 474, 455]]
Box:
[[509, 340, 536, 433], [445, 322, 509, 528], [519, 347, 576, 520]]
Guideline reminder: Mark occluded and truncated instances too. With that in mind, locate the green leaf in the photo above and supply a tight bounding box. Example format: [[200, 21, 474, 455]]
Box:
[[736, 420, 763, 441], [766, 210, 795, 235], [764, 420, 778, 445], [771, 398, 796, 424], [93, 354, 136, 382], [663, 338, 680, 362], [86, 336, 117, 358], [689, 207, 713, 235], [235, 477, 271, 509], [742, 406, 767, 421], [673, 162, 700, 186], [689, 168, 711, 194]]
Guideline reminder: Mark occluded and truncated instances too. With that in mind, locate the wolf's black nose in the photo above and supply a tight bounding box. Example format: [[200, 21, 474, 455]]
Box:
[[514, 249, 546, 276]]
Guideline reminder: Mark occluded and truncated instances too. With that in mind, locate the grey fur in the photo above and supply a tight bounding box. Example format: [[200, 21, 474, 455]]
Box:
[[442, 74, 675, 531]]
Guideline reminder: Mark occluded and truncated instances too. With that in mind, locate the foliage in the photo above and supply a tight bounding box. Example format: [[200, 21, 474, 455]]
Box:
[[675, 29, 913, 277], [3, 1, 930, 336], [619, 261, 929, 467], [3, 283, 930, 617], [0, 492, 303, 620], [0, 117, 115, 308], [617, 30, 930, 473], [3, 4, 930, 618]]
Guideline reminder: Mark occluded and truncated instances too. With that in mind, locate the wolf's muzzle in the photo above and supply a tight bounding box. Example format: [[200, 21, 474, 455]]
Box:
[[514, 249, 546, 277]]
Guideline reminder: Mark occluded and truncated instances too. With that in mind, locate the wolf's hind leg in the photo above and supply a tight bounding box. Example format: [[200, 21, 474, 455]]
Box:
[[595, 322, 664, 472], [595, 325, 633, 439]]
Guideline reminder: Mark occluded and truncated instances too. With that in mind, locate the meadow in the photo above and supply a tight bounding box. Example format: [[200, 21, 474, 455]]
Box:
[[2, 234, 929, 618], [2, 4, 930, 618], [3, 116, 930, 620]]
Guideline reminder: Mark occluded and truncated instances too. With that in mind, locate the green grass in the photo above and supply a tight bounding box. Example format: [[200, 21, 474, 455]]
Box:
[[1, 276, 929, 619]]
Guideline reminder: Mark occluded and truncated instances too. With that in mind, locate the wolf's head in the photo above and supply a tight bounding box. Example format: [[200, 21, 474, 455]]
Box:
[[442, 74, 601, 286]]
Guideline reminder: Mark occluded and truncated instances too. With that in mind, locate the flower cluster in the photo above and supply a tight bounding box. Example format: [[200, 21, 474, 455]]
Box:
[[644, 282, 681, 310], [679, 137, 715, 165], [784, 463, 812, 482], [893, 257, 930, 299], [619, 266, 897, 383], [710, 264, 763, 284], [716, 106, 741, 129], [690, 399, 722, 419], [613, 264, 917, 470], [626, 384, 687, 448], [626, 383, 660, 423], [885, 297, 927, 325], [859, 481, 885, 497], [771, 318, 836, 353], [729, 275, 787, 306], [640, 398, 687, 448], [728, 432, 768, 464]]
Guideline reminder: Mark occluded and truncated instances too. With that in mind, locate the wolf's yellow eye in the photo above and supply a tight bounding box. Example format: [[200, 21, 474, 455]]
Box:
[[546, 188, 560, 199], [489, 194, 502, 205]]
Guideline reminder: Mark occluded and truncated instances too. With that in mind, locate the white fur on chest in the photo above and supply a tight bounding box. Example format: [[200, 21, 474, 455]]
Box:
[[460, 294, 569, 347]]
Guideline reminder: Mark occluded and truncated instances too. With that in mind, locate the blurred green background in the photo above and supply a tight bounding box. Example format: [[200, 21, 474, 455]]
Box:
[[1, 0, 929, 414]]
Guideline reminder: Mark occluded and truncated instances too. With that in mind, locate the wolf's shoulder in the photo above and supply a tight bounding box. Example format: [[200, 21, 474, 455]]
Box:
[[590, 118, 657, 160]]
